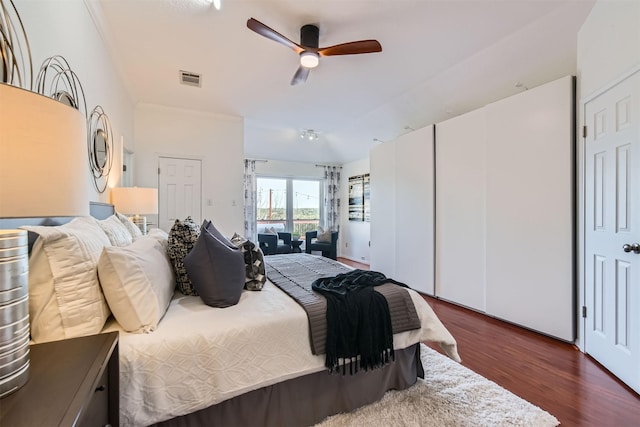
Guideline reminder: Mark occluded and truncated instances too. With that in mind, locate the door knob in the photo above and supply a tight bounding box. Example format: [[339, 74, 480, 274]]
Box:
[[622, 243, 640, 254]]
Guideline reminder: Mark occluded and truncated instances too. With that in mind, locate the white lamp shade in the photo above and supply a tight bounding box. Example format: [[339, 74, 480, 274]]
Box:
[[111, 187, 158, 215], [0, 84, 90, 218]]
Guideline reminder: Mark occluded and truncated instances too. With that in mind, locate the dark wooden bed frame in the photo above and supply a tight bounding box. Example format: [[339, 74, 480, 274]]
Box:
[[0, 202, 423, 426]]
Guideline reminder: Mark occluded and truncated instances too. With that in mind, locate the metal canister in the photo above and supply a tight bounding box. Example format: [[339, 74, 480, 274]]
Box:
[[0, 229, 30, 398]]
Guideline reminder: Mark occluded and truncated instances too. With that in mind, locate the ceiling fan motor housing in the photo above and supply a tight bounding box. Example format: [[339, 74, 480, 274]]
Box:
[[300, 24, 319, 48]]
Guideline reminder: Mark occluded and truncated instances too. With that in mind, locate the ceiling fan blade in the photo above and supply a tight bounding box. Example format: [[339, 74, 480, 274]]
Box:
[[291, 66, 310, 86], [247, 18, 303, 53], [318, 40, 382, 56]]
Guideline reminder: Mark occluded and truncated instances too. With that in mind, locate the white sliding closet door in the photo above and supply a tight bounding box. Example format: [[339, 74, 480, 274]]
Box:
[[484, 76, 574, 341], [370, 142, 397, 277], [435, 109, 487, 311], [370, 126, 435, 294], [395, 125, 435, 295], [433, 75, 574, 340]]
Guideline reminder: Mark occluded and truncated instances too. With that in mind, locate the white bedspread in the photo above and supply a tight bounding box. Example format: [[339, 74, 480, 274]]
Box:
[[103, 281, 460, 426]]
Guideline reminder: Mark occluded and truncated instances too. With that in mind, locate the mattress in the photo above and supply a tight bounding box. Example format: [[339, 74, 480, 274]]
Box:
[[103, 280, 460, 426]]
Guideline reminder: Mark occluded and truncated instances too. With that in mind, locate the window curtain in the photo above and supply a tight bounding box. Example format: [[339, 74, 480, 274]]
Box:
[[243, 159, 258, 242], [322, 165, 341, 230]]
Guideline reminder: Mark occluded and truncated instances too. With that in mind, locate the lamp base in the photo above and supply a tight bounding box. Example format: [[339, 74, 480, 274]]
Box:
[[0, 230, 30, 398], [130, 216, 148, 235]]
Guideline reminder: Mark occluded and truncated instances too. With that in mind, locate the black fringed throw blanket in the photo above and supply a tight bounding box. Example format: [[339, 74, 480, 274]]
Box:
[[264, 254, 421, 366], [312, 269, 409, 374]]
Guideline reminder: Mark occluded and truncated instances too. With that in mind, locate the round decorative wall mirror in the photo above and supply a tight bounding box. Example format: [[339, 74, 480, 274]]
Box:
[[36, 56, 86, 115], [88, 106, 113, 193], [0, 0, 32, 89], [54, 90, 78, 109], [93, 128, 108, 170]]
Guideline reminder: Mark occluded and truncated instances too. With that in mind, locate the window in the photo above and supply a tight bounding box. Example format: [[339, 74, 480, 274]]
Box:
[[257, 177, 322, 238]]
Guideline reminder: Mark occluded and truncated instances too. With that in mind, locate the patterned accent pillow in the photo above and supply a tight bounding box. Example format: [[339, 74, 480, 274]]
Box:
[[231, 233, 267, 291], [167, 217, 201, 295]]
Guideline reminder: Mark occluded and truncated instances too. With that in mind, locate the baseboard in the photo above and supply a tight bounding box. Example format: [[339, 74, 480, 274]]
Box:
[[338, 255, 370, 265]]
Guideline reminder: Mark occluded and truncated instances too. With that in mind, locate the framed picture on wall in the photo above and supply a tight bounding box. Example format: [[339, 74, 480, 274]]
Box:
[[349, 174, 369, 221], [363, 174, 370, 222]]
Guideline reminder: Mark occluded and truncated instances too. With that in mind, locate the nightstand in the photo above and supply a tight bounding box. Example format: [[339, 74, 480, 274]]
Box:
[[0, 331, 119, 427]]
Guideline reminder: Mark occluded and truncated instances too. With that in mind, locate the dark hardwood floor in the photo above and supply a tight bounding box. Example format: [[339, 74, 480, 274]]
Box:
[[337, 258, 640, 426]]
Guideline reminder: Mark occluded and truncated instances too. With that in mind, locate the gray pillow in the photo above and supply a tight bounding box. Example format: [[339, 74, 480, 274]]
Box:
[[167, 217, 201, 295], [231, 233, 266, 291], [264, 226, 278, 235], [316, 226, 332, 243], [184, 221, 245, 307]]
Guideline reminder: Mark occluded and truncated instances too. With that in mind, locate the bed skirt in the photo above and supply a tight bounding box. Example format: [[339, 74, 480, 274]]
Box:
[[153, 343, 424, 427]]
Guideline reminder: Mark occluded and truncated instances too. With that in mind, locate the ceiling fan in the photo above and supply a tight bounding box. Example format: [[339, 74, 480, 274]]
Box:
[[246, 17, 382, 85]]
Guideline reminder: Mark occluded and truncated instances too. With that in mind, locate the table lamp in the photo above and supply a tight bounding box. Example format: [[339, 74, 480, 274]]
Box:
[[0, 83, 89, 397], [110, 187, 159, 234]]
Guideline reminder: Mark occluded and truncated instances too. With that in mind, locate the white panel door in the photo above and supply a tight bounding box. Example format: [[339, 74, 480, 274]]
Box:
[[369, 142, 397, 277], [585, 71, 639, 394], [435, 109, 487, 310], [484, 76, 574, 341], [158, 157, 202, 231], [395, 125, 435, 295]]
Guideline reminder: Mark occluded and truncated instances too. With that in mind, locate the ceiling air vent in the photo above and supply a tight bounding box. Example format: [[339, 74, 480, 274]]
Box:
[[179, 70, 201, 87]]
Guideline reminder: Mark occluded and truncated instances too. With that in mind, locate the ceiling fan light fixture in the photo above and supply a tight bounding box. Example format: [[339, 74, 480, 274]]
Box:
[[300, 51, 319, 68], [300, 129, 319, 141]]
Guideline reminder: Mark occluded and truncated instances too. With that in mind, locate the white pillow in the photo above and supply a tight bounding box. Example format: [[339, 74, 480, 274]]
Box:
[[98, 215, 133, 246], [22, 216, 112, 343], [115, 211, 143, 240], [97, 234, 175, 333], [147, 228, 169, 248]]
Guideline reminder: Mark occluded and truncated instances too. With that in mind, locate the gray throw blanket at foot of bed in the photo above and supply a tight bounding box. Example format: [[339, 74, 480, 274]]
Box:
[[312, 269, 408, 374]]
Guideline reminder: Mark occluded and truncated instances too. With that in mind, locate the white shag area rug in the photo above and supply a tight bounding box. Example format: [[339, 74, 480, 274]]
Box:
[[316, 344, 559, 427]]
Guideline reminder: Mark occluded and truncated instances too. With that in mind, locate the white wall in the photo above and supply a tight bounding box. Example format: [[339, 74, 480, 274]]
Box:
[[340, 158, 371, 263], [15, 0, 135, 200], [577, 1, 640, 98], [134, 103, 244, 237], [576, 0, 640, 349], [254, 160, 324, 179]]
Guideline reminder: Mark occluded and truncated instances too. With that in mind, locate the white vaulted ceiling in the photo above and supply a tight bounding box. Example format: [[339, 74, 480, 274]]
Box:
[[88, 0, 594, 164]]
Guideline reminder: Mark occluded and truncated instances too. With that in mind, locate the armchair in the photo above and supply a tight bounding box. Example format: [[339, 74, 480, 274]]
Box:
[[258, 232, 292, 255], [305, 230, 339, 260]]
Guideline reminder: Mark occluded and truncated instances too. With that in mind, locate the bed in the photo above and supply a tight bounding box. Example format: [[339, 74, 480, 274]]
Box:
[[3, 202, 460, 427]]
